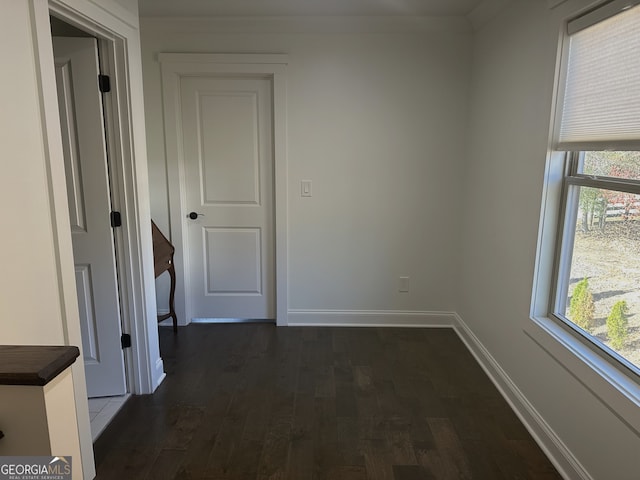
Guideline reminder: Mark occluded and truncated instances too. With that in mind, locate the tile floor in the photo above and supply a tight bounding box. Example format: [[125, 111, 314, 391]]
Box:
[[88, 395, 130, 441]]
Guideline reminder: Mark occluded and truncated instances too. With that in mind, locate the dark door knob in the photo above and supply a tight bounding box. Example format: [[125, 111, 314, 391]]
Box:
[[188, 212, 203, 220]]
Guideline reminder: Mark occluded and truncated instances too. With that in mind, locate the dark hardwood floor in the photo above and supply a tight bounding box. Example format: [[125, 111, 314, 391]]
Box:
[[93, 324, 562, 479]]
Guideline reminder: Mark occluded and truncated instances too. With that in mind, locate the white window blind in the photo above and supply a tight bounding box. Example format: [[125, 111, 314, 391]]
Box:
[[557, 3, 640, 150]]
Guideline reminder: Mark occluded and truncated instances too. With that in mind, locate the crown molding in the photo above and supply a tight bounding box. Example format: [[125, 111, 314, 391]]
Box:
[[140, 15, 472, 34]]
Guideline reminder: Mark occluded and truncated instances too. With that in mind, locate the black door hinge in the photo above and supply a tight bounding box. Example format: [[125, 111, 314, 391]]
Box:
[[111, 211, 122, 228], [98, 74, 111, 93], [121, 333, 132, 349]]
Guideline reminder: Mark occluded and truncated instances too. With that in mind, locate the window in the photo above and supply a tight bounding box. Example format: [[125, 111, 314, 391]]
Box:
[[552, 1, 640, 376]]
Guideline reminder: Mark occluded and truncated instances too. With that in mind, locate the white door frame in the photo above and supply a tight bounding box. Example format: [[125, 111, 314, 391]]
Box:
[[160, 54, 289, 326], [46, 0, 161, 396]]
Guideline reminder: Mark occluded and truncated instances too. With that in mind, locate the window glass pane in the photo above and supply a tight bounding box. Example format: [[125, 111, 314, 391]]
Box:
[[563, 186, 640, 369], [581, 151, 640, 180]]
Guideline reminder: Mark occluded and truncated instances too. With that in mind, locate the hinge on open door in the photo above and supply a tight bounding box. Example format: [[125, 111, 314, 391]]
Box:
[[111, 211, 122, 228], [98, 74, 111, 93], [121, 333, 132, 349]]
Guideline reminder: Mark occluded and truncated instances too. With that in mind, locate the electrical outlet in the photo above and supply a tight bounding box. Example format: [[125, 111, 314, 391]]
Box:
[[399, 276, 409, 293]]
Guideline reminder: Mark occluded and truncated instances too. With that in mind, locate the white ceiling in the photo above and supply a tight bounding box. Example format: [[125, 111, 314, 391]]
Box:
[[138, 0, 485, 18]]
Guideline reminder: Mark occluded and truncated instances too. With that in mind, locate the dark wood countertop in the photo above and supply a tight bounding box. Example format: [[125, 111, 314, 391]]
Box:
[[0, 346, 80, 386]]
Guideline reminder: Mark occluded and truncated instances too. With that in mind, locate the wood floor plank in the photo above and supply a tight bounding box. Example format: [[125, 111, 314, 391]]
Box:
[[256, 415, 292, 480], [145, 449, 186, 480], [458, 438, 505, 480], [94, 324, 562, 480], [413, 440, 446, 479], [176, 393, 232, 475], [336, 416, 364, 466], [392, 464, 434, 480], [363, 439, 395, 480], [162, 405, 206, 450], [427, 417, 472, 480], [286, 433, 314, 480], [324, 465, 367, 480], [205, 406, 249, 475], [95, 446, 158, 480], [387, 417, 418, 465], [314, 365, 336, 399]]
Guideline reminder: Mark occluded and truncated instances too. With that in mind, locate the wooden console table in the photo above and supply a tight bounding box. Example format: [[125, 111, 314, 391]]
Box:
[[152, 221, 178, 332]]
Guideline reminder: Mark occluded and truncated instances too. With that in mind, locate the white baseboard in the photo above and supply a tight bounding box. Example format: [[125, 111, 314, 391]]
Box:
[[157, 309, 189, 327], [287, 309, 457, 327], [453, 313, 592, 480], [153, 357, 166, 392]]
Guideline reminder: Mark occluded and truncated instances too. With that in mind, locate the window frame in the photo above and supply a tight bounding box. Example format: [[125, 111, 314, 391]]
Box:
[[529, 0, 640, 438], [550, 150, 640, 379]]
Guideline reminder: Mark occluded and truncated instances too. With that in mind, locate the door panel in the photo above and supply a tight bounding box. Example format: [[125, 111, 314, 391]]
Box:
[[199, 93, 260, 204], [180, 76, 275, 320], [74, 265, 99, 363], [57, 59, 87, 234], [204, 227, 262, 294], [54, 37, 126, 398]]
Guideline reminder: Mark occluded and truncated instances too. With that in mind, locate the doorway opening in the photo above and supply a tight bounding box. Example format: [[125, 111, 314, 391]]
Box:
[[49, 14, 129, 439]]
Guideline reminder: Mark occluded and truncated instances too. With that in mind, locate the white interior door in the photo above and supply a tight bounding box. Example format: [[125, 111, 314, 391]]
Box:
[[180, 76, 275, 320], [54, 37, 127, 398]]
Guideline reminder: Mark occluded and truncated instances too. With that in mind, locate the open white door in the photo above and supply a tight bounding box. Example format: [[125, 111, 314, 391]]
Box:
[[53, 37, 127, 398]]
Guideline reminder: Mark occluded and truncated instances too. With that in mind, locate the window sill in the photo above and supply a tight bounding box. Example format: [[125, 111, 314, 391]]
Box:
[[526, 315, 640, 436]]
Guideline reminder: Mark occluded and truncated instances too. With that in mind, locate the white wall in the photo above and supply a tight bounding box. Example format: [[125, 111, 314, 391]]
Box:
[[1, 3, 69, 345], [459, 0, 640, 477], [112, 0, 139, 17], [141, 18, 472, 320], [1, 3, 93, 477]]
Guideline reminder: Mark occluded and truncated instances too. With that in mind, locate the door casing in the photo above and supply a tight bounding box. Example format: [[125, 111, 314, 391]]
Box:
[[47, 2, 163, 396], [159, 54, 289, 326]]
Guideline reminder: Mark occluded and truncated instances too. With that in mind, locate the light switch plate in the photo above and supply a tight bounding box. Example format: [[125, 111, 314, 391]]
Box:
[[301, 180, 312, 197]]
